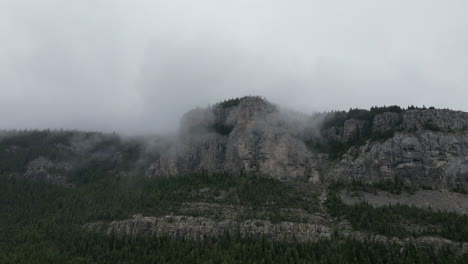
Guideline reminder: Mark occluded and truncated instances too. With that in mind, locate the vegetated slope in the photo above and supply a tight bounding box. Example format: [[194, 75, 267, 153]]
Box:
[[0, 130, 159, 187], [1, 172, 468, 263], [2, 97, 468, 262]]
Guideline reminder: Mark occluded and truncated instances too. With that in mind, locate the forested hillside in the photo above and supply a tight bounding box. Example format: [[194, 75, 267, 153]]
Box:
[[2, 100, 468, 263], [1, 172, 467, 263]]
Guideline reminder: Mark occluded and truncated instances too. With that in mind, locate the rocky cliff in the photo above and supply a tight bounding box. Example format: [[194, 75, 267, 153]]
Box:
[[147, 96, 321, 182], [147, 97, 468, 190], [85, 214, 331, 243], [84, 210, 468, 254]]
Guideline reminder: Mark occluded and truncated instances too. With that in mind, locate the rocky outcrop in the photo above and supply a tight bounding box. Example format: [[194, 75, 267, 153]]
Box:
[[327, 130, 468, 189], [343, 119, 369, 142], [402, 109, 468, 132], [342, 230, 467, 254], [84, 213, 468, 254], [340, 189, 468, 214], [336, 218, 467, 253], [372, 112, 401, 133], [23, 156, 74, 187], [84, 214, 331, 242]]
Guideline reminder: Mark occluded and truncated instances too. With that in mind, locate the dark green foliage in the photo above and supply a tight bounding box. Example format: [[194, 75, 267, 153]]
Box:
[[209, 98, 241, 135], [305, 139, 362, 160], [322, 106, 401, 130], [0, 130, 154, 185], [408, 105, 428, 110], [0, 130, 77, 174], [452, 185, 468, 194], [214, 98, 241, 109], [370, 105, 404, 114], [347, 108, 375, 123], [326, 183, 468, 242], [1, 227, 465, 264], [369, 129, 395, 141], [212, 123, 235, 135], [1, 231, 465, 264], [0, 172, 318, 224], [322, 111, 348, 129], [326, 106, 404, 129], [310, 106, 407, 159], [423, 121, 442, 131], [0, 175, 465, 263], [316, 109, 376, 159], [0, 173, 315, 263]]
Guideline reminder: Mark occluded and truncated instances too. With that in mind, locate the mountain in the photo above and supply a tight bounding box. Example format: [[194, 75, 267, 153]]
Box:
[[150, 96, 468, 191], [1, 96, 468, 263], [4, 96, 467, 191]]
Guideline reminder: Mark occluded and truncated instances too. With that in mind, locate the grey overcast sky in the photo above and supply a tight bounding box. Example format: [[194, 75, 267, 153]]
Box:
[[1, 0, 467, 134]]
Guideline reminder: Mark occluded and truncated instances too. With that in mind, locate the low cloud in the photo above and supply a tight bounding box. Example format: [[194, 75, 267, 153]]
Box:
[[1, 0, 467, 134]]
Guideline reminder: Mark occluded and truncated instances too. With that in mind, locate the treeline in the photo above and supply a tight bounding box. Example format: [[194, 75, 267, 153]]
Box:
[[321, 105, 404, 130], [213, 98, 241, 109], [2, 231, 465, 264]]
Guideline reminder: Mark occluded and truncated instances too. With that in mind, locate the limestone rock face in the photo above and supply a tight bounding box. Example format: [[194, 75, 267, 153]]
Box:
[[322, 126, 343, 142], [84, 213, 468, 254], [372, 112, 401, 133], [148, 97, 468, 190], [343, 119, 369, 142], [84, 214, 331, 242], [326, 131, 468, 189], [340, 189, 468, 214], [402, 109, 468, 132], [148, 97, 320, 181]]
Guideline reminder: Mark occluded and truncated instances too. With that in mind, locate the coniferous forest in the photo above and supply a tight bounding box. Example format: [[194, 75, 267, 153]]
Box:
[[0, 173, 467, 263], [1, 130, 468, 263]]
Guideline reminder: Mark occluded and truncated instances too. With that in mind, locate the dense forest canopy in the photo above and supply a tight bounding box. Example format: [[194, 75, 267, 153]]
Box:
[[1, 173, 467, 263]]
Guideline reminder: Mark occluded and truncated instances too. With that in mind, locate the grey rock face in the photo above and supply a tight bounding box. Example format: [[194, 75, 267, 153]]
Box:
[[372, 112, 401, 133], [148, 96, 319, 181], [84, 213, 468, 254], [24, 156, 74, 187], [342, 230, 467, 254], [327, 131, 468, 189], [84, 214, 331, 242], [343, 119, 369, 142], [322, 126, 343, 142], [402, 109, 468, 132], [149, 97, 468, 190], [340, 189, 468, 214]]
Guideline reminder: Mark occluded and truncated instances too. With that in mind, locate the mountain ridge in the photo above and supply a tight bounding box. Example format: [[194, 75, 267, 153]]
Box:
[[148, 96, 468, 191], [2, 96, 468, 259]]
